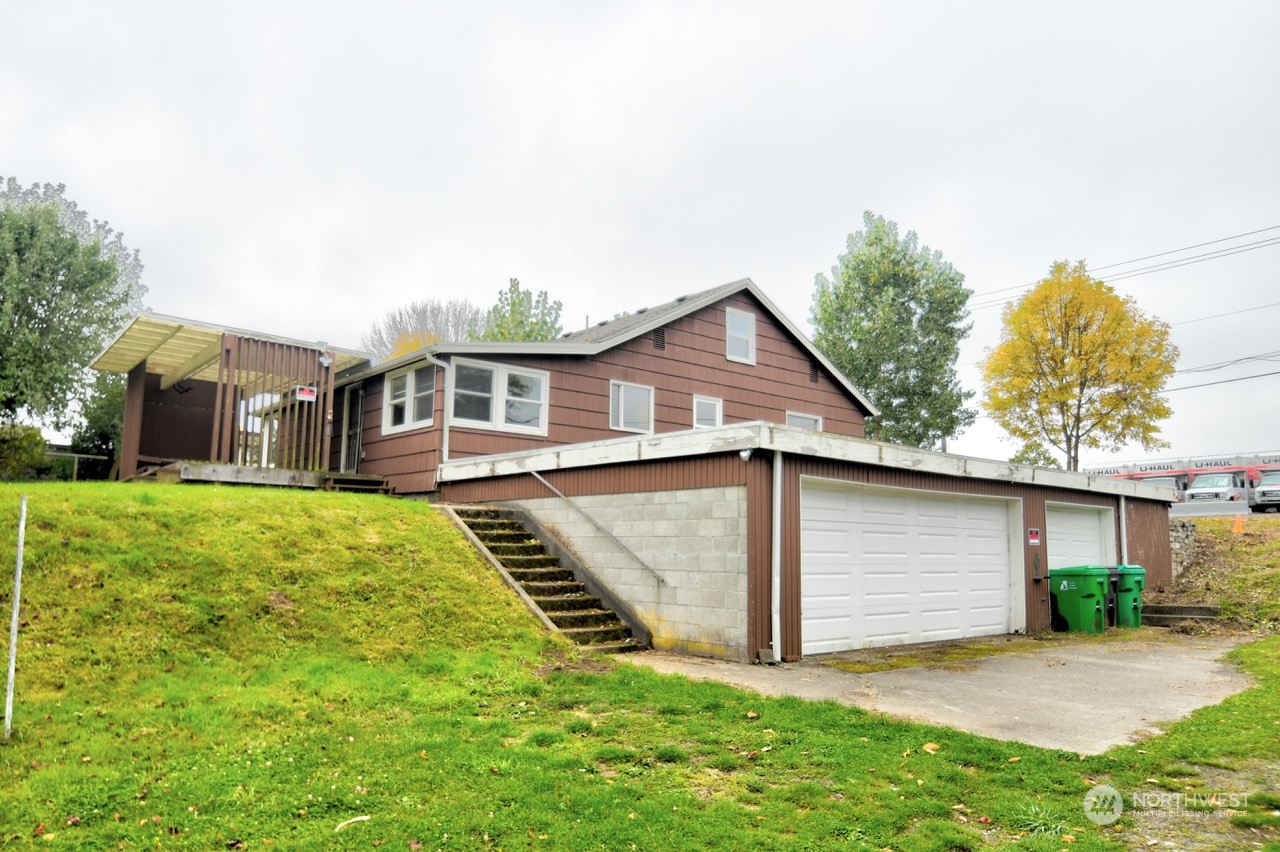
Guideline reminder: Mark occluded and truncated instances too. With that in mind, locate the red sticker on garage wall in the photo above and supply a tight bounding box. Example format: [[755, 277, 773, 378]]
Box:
[[1028, 528, 1041, 546]]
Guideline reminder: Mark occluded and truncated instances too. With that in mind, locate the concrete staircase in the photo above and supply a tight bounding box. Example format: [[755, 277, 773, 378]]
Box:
[[1143, 603, 1222, 628], [448, 505, 647, 654]]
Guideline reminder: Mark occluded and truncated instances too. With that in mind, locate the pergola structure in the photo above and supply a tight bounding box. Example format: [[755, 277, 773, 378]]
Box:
[[93, 314, 370, 481]]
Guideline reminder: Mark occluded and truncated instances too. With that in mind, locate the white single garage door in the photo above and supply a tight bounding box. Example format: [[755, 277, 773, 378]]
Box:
[[800, 480, 1013, 654], [1045, 504, 1113, 569]]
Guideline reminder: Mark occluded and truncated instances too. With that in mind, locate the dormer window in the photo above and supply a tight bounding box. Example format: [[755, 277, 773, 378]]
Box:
[[726, 307, 756, 365]]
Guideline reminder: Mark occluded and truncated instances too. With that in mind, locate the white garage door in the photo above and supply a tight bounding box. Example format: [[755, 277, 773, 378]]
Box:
[[1045, 504, 1113, 569], [800, 480, 1013, 654]]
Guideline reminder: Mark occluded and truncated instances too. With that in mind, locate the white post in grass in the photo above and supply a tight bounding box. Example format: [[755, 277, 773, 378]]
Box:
[[5, 495, 28, 741]]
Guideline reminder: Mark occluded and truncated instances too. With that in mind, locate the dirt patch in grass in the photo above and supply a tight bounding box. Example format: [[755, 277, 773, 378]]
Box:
[[1124, 759, 1280, 850]]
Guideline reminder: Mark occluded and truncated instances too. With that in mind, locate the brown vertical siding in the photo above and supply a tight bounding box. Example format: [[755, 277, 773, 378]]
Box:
[[1125, 500, 1174, 590], [136, 374, 219, 465], [744, 454, 774, 663]]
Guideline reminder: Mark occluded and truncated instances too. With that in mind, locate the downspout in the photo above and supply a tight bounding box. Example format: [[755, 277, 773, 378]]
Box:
[[424, 352, 450, 462], [1119, 495, 1129, 564], [769, 449, 783, 664]]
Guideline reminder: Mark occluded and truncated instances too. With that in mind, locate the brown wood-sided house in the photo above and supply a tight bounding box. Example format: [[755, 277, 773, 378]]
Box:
[[94, 279, 1174, 664]]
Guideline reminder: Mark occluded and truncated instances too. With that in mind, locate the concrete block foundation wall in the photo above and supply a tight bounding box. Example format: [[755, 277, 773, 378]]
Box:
[[512, 485, 750, 662]]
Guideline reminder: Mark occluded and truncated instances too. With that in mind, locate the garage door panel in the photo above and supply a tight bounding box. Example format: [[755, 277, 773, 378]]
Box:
[[801, 482, 1013, 654], [1046, 505, 1110, 570]]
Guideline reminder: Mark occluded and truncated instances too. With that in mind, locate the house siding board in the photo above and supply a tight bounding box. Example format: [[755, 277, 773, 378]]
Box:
[[137, 373, 220, 466], [348, 294, 868, 492], [346, 372, 443, 493], [1124, 500, 1174, 590]]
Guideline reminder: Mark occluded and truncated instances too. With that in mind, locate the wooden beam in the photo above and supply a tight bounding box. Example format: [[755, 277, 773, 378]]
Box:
[[159, 338, 224, 390]]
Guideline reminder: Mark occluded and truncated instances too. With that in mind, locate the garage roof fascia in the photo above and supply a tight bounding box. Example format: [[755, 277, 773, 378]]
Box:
[[334, 279, 881, 417], [435, 421, 1175, 503], [92, 313, 372, 385]]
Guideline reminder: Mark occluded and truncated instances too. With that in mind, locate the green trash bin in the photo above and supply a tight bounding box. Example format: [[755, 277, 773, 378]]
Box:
[[1113, 565, 1146, 628], [1048, 566, 1110, 633]]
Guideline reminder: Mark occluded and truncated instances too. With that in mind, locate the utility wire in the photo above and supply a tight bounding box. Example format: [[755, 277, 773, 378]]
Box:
[[1172, 300, 1280, 326], [1176, 350, 1280, 374], [1164, 369, 1280, 392], [966, 226, 1280, 308]]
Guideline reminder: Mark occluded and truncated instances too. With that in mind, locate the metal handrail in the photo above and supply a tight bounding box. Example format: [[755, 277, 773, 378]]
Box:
[[529, 471, 666, 586]]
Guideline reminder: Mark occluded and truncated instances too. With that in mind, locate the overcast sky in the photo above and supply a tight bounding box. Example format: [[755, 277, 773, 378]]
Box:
[[4, 1, 1277, 466]]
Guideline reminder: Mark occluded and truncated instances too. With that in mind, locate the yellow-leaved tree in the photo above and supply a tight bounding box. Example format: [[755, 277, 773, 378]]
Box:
[[980, 261, 1178, 471]]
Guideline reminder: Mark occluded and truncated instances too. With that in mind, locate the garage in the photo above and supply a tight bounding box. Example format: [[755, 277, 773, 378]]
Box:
[[800, 479, 1019, 655], [1045, 504, 1115, 570]]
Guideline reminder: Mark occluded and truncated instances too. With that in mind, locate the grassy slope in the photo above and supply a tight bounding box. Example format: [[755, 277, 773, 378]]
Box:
[[0, 483, 1276, 850], [1154, 515, 1280, 628]]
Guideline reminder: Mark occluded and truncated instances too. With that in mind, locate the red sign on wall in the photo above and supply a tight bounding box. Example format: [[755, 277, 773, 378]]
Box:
[[1028, 528, 1041, 546]]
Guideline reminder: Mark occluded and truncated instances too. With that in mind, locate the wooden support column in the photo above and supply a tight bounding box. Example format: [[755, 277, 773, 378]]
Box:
[[119, 362, 147, 480]]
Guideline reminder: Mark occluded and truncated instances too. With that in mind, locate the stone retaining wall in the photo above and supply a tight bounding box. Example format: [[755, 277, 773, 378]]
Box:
[[1169, 519, 1196, 578]]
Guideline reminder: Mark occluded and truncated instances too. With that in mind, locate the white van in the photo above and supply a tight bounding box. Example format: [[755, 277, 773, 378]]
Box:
[[1185, 471, 1250, 504], [1253, 471, 1280, 512]]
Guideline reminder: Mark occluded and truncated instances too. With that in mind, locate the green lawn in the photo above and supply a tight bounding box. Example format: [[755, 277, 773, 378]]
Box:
[[0, 483, 1277, 850]]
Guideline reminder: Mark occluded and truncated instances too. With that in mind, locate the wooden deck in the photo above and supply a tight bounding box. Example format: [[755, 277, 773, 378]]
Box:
[[132, 461, 393, 493]]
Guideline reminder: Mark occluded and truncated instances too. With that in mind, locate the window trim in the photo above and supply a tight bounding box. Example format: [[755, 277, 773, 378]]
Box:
[[448, 357, 550, 436], [692, 394, 723, 429], [381, 364, 436, 436], [786, 411, 823, 431], [725, 306, 757, 365], [609, 380, 655, 434]]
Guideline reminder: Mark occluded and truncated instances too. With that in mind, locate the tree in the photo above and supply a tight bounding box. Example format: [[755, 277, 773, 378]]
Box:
[[1, 177, 146, 314], [69, 372, 126, 480], [0, 203, 136, 427], [0, 423, 44, 480], [811, 212, 975, 449], [476, 278, 563, 342], [361, 298, 488, 361], [980, 261, 1178, 471], [1009, 440, 1063, 469]]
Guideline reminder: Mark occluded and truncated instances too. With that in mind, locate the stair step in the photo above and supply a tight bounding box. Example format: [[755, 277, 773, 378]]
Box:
[[466, 520, 528, 534], [584, 638, 648, 654], [472, 531, 538, 546], [498, 554, 561, 570], [561, 624, 632, 645], [507, 567, 576, 583], [547, 609, 625, 628], [533, 594, 603, 612], [1143, 613, 1221, 628], [523, 580, 588, 597], [1144, 604, 1221, 618]]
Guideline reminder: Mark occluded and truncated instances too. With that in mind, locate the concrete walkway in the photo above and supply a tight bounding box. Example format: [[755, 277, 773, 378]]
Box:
[[625, 635, 1252, 755]]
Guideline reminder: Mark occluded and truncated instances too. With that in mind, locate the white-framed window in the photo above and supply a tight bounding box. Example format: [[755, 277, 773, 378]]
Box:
[[693, 395, 722, 429], [382, 364, 436, 435], [451, 358, 549, 435], [610, 380, 653, 434], [725, 306, 756, 365], [786, 411, 822, 431]]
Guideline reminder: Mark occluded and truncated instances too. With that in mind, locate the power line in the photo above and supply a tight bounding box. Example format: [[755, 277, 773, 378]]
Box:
[[1087, 224, 1280, 273], [1164, 369, 1280, 392], [1172, 300, 1280, 326], [1176, 350, 1280, 374], [966, 225, 1280, 310]]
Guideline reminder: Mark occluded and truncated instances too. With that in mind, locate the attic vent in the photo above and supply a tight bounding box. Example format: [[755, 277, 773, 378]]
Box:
[[675, 295, 687, 303], [809, 361, 819, 383], [596, 320, 609, 327], [636, 307, 648, 314], [653, 328, 666, 350]]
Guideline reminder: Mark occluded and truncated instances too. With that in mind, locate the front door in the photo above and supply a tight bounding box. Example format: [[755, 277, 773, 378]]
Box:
[[341, 384, 364, 473]]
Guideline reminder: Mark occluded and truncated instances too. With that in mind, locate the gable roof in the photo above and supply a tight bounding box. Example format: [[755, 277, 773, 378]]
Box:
[[346, 278, 880, 416]]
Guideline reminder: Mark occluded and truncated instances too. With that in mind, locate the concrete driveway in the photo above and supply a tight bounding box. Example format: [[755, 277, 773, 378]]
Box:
[[625, 634, 1252, 755]]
